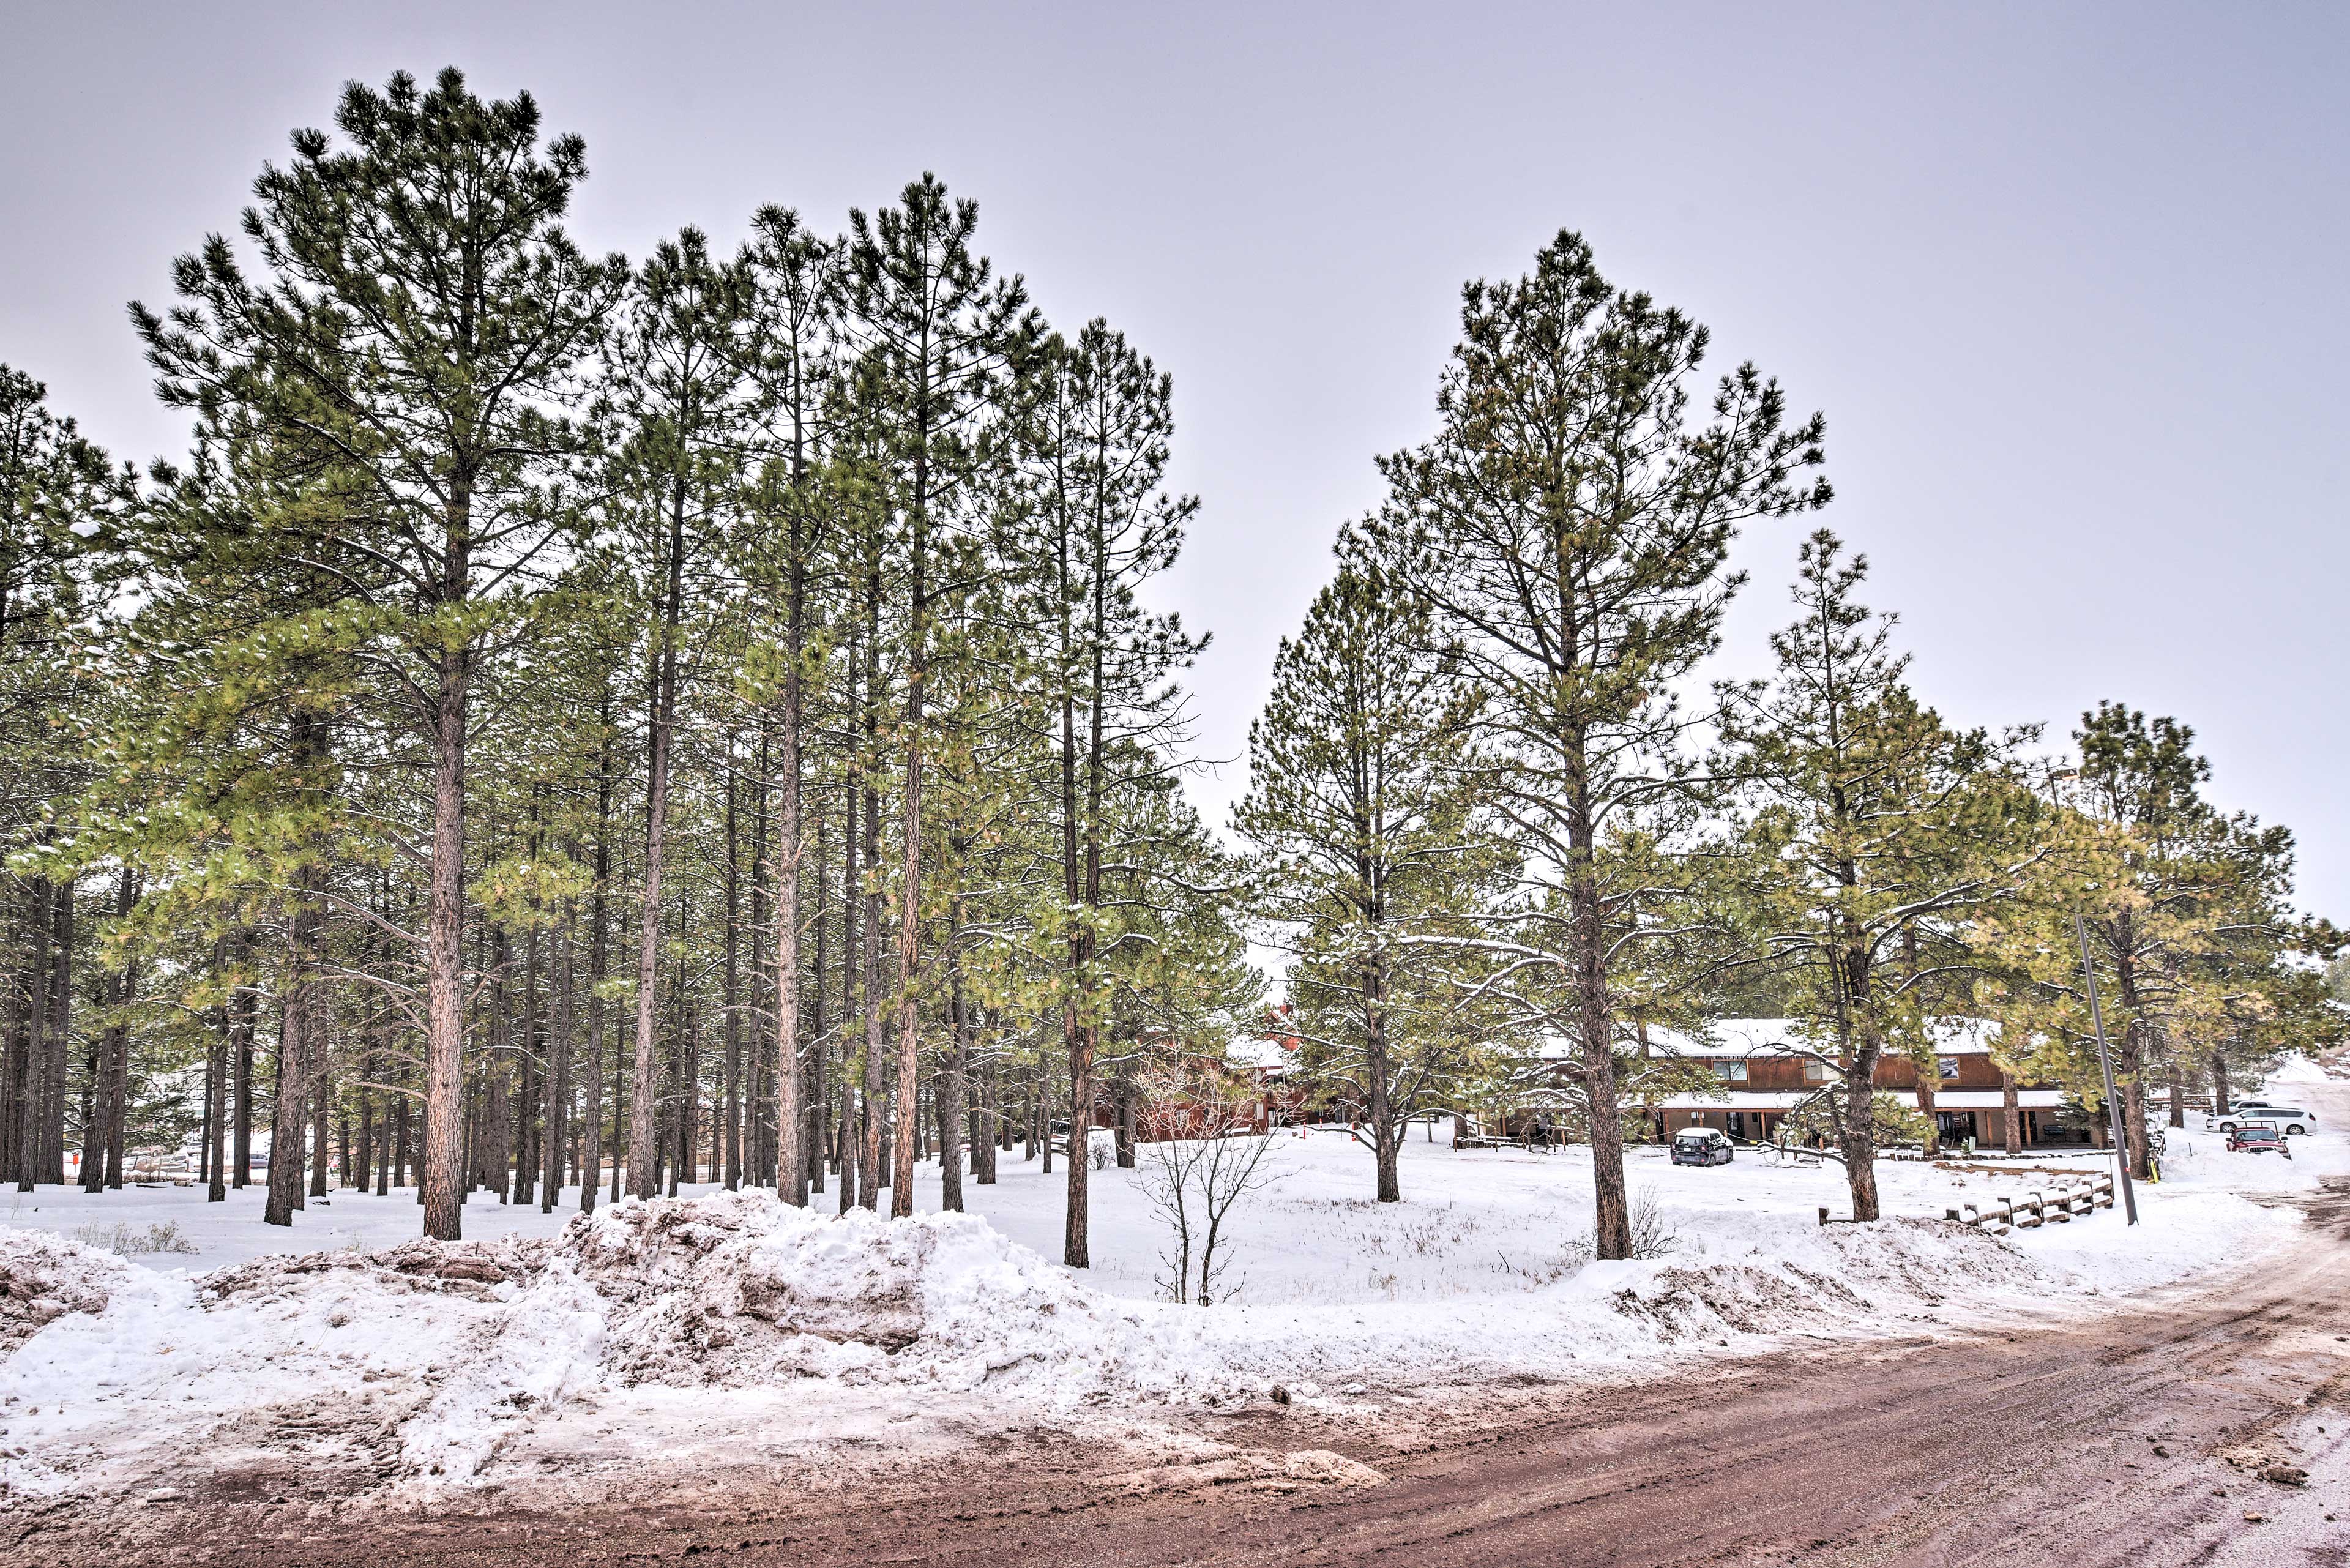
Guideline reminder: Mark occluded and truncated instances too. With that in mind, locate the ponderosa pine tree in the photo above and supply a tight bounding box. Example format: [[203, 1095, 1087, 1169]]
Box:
[[1714, 530, 2040, 1220], [605, 228, 754, 1200], [1103, 774, 1258, 1099], [920, 513, 1033, 1211], [737, 205, 840, 1207], [1984, 708, 2338, 1179], [1007, 322, 1201, 1266], [2075, 710, 2247, 1176], [133, 67, 627, 1238], [1237, 550, 1496, 1202], [823, 382, 898, 1212], [843, 176, 1031, 1219], [69, 419, 399, 1226], [1374, 232, 1829, 1259], [5, 74, 1275, 1225], [1, 367, 118, 1190], [29, 89, 1256, 1225]]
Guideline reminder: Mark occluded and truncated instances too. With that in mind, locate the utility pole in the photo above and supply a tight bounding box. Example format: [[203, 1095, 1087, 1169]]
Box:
[[2074, 911, 2139, 1225]]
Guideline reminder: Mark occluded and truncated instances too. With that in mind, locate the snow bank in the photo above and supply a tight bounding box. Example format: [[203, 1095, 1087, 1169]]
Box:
[[1118, 1211, 2057, 1409], [0, 1229, 130, 1354], [558, 1190, 1143, 1395], [0, 1189, 2256, 1504], [4, 1077, 2327, 1513], [0, 1193, 1162, 1500]]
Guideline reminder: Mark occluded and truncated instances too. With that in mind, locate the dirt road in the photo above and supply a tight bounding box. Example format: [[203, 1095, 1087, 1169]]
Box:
[[44, 1189, 2350, 1567]]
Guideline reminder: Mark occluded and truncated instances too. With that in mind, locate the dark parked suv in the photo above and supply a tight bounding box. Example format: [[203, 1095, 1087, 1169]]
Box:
[[1671, 1128, 1734, 1166]]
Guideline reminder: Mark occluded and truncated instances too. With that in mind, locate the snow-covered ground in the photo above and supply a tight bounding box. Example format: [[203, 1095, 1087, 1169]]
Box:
[[0, 1068, 2333, 1512]]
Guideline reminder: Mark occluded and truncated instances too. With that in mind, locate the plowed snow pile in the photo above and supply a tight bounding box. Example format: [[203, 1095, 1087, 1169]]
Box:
[[0, 1230, 130, 1353], [567, 1191, 1140, 1392], [0, 1189, 2222, 1503]]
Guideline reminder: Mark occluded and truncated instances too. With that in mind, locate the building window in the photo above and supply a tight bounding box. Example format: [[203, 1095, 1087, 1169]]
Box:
[[1802, 1057, 1832, 1082], [1714, 1061, 1748, 1083], [1937, 1057, 1961, 1080]]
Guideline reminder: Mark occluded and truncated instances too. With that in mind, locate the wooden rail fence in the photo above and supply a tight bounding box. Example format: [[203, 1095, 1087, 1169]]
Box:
[[1942, 1172, 2116, 1234]]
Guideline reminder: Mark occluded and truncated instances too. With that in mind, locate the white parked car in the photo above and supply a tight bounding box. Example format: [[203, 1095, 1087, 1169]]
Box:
[[2208, 1105, 2315, 1135]]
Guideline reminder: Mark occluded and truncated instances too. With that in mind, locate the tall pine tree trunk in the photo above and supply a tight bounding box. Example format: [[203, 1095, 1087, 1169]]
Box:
[[543, 905, 573, 1210], [859, 559, 886, 1212], [2113, 947, 2154, 1182], [88, 869, 135, 1195], [1058, 515, 1090, 1266], [310, 1057, 331, 1198], [512, 910, 540, 1205], [1564, 739, 1633, 1255], [774, 499, 808, 1205], [355, 1050, 375, 1195], [201, 1001, 228, 1201], [266, 900, 320, 1226], [747, 723, 773, 1189], [1837, 939, 1885, 1222], [0, 888, 20, 1188], [1916, 1062, 1941, 1158], [627, 480, 690, 1201], [15, 877, 49, 1192], [483, 935, 512, 1201], [722, 754, 743, 1192], [1114, 1070, 1136, 1170], [974, 1056, 998, 1184], [41, 878, 70, 1184], [583, 690, 614, 1213], [422, 572, 475, 1240], [838, 767, 862, 1215], [272, 765, 330, 1224], [805, 791, 827, 1198], [939, 917, 968, 1212], [228, 935, 254, 1190], [889, 461, 928, 1219], [1368, 957, 1399, 1203]]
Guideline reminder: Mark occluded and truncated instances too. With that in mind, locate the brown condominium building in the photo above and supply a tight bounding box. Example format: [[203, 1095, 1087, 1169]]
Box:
[[1637, 1017, 2078, 1150]]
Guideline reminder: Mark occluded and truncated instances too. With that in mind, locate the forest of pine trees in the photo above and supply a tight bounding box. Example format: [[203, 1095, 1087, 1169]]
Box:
[[1, 68, 2340, 1274], [0, 70, 1248, 1269]]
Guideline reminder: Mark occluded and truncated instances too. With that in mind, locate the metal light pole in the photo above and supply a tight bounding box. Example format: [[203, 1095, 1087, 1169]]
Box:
[[2074, 911, 2139, 1225]]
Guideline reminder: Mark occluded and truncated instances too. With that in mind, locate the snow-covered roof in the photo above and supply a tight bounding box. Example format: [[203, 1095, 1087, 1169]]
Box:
[[1644, 1017, 2002, 1059], [1226, 1036, 1296, 1072], [1651, 1086, 2064, 1111], [1509, 1036, 1580, 1062], [1931, 1089, 2065, 1110]]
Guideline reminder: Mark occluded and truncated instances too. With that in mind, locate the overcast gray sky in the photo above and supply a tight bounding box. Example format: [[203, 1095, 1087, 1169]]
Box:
[[6, 2, 2344, 914]]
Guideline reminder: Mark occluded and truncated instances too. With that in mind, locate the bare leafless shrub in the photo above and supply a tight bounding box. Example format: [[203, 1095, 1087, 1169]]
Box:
[[1629, 1186, 1680, 1260], [1136, 1061, 1283, 1305], [69, 1220, 198, 1256], [1546, 1189, 1679, 1271]]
